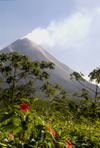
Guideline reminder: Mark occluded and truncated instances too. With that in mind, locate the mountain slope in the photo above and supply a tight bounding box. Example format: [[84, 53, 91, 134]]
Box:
[[0, 38, 96, 96]]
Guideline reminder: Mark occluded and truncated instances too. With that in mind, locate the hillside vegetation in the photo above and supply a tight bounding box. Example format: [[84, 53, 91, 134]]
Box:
[[0, 52, 100, 148]]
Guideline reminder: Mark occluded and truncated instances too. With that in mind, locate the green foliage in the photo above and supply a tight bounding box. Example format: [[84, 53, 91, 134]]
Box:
[[41, 81, 67, 99], [0, 52, 56, 107], [0, 102, 70, 148], [70, 71, 85, 82], [32, 99, 100, 148], [70, 68, 100, 103], [89, 67, 100, 84], [1, 52, 100, 147]]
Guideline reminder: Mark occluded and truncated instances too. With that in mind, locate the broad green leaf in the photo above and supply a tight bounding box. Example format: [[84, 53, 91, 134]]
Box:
[[0, 142, 7, 147], [19, 98, 30, 104], [0, 111, 14, 123], [33, 98, 39, 102], [13, 126, 22, 135]]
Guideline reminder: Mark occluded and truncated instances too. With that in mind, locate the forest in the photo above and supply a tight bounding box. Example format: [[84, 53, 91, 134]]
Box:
[[0, 52, 100, 148]]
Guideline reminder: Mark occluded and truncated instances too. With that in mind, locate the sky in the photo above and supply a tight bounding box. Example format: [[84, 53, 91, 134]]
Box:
[[0, 0, 100, 78]]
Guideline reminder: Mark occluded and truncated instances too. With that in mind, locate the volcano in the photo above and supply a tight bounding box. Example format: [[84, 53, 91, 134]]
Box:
[[0, 38, 96, 96]]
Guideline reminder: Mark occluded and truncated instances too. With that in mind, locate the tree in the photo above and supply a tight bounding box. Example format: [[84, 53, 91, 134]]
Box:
[[41, 81, 67, 100], [0, 52, 55, 106], [70, 68, 100, 104]]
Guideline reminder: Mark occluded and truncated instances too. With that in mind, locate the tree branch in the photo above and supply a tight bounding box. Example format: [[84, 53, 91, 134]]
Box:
[[78, 80, 95, 93]]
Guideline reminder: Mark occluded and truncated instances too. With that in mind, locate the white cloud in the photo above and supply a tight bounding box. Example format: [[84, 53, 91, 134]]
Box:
[[24, 28, 55, 47], [24, 6, 100, 75], [24, 11, 92, 50]]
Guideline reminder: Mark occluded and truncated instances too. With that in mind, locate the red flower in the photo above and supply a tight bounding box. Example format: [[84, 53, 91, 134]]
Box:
[[47, 126, 51, 132], [47, 126, 56, 138], [51, 131, 56, 138], [20, 104, 29, 112], [65, 139, 72, 148]]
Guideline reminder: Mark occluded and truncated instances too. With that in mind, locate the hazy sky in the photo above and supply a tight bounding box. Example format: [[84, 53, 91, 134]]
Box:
[[0, 0, 100, 76]]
